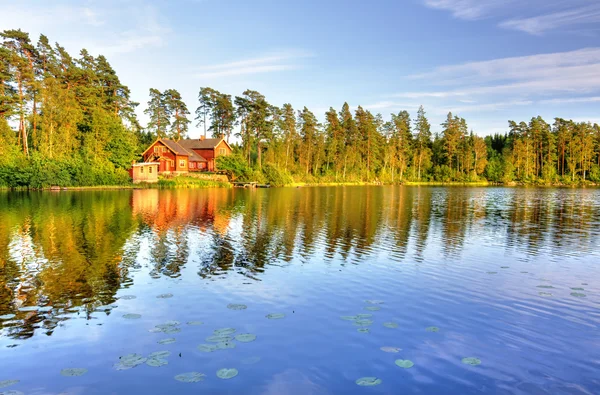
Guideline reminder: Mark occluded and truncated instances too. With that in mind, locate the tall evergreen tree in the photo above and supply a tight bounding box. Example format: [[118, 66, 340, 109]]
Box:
[[414, 106, 432, 180], [144, 88, 170, 138], [164, 89, 190, 141]]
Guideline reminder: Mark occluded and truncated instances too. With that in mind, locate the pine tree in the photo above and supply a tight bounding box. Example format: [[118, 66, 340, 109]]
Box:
[[414, 106, 432, 180], [144, 88, 170, 138], [164, 89, 190, 141]]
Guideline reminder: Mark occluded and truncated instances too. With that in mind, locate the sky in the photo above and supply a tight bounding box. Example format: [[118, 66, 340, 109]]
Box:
[[1, 0, 600, 137]]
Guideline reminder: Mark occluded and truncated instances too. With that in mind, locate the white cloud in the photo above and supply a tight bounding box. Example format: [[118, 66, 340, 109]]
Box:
[[422, 0, 600, 35], [540, 97, 600, 105], [408, 48, 600, 96], [422, 0, 511, 20], [0, 2, 169, 56], [500, 4, 600, 35], [193, 51, 313, 79]]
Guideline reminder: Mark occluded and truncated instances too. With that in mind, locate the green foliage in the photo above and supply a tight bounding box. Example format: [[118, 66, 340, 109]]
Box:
[[0, 154, 130, 188], [216, 154, 252, 181], [589, 165, 600, 182], [157, 176, 230, 189], [262, 163, 293, 187]]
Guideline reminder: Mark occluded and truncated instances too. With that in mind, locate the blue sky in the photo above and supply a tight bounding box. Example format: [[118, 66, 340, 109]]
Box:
[[1, 0, 600, 136]]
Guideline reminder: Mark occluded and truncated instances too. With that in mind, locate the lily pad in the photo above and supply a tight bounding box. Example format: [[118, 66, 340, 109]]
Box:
[[241, 356, 261, 365], [571, 287, 585, 291], [0, 391, 24, 395], [227, 304, 247, 310], [426, 326, 440, 332], [487, 272, 498, 275], [216, 341, 236, 350], [462, 357, 481, 366], [365, 300, 384, 305], [151, 322, 181, 334], [187, 321, 203, 326], [122, 313, 141, 320], [395, 359, 414, 368], [364, 306, 381, 311], [571, 292, 586, 298], [114, 354, 147, 370], [357, 328, 370, 334], [380, 347, 401, 353], [0, 314, 16, 320], [119, 295, 137, 300], [353, 319, 373, 327], [266, 313, 285, 320], [60, 368, 87, 377], [536, 285, 554, 289], [500, 266, 509, 269], [214, 328, 236, 336], [146, 357, 168, 367], [206, 335, 234, 343], [383, 322, 399, 329], [149, 351, 171, 359], [235, 334, 257, 343], [0, 381, 19, 389], [539, 292, 553, 297], [341, 316, 358, 321], [175, 372, 206, 383], [356, 377, 382, 386], [157, 294, 173, 299], [158, 338, 176, 345], [216, 368, 238, 379], [197, 344, 219, 353], [356, 314, 373, 319]]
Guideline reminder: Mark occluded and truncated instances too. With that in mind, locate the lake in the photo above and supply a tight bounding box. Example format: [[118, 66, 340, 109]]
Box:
[[0, 186, 598, 395]]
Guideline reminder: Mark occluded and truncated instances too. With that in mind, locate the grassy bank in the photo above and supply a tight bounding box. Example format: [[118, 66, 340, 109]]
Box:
[[156, 176, 231, 189]]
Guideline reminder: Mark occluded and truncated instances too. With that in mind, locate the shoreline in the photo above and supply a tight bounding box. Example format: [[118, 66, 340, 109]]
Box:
[[2, 180, 599, 191]]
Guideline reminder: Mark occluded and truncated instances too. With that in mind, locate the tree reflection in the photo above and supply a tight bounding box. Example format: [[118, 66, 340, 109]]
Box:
[[0, 187, 598, 339]]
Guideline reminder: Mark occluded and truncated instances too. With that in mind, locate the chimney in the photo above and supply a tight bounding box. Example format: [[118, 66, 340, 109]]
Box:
[[200, 135, 205, 141]]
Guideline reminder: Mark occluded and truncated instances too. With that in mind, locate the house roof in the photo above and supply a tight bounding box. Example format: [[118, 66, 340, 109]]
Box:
[[184, 148, 207, 162], [179, 138, 232, 151], [161, 139, 191, 156]]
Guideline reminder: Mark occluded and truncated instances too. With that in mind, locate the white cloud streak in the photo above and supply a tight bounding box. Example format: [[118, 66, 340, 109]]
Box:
[[194, 51, 313, 79], [421, 0, 600, 35], [500, 4, 600, 35], [422, 0, 517, 20], [408, 48, 600, 95]]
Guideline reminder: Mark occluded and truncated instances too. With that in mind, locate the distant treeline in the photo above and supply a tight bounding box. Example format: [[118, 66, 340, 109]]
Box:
[[1, 30, 599, 188]]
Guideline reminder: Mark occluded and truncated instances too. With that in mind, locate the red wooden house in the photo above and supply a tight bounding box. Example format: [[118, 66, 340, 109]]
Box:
[[141, 137, 232, 174]]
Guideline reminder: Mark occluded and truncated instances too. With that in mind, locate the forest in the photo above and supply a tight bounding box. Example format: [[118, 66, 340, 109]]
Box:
[[1, 30, 600, 188]]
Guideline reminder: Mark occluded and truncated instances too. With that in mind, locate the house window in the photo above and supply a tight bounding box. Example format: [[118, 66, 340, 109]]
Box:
[[149, 166, 153, 174], [140, 166, 144, 173], [219, 148, 226, 155], [180, 160, 186, 168]]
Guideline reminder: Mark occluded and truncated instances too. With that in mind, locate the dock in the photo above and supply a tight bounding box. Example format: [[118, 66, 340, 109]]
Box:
[[231, 182, 271, 188]]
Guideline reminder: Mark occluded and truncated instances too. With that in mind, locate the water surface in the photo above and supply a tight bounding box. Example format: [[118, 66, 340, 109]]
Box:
[[0, 187, 599, 394]]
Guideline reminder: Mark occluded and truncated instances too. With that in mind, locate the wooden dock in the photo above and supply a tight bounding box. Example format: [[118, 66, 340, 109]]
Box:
[[232, 181, 258, 188], [231, 182, 271, 188]]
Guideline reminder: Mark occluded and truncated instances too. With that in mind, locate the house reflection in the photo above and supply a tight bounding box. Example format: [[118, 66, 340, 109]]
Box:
[[131, 189, 234, 235]]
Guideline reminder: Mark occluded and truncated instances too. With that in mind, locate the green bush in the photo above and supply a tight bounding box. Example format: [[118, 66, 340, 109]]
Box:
[[262, 163, 293, 187], [589, 165, 600, 183], [216, 154, 252, 181]]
